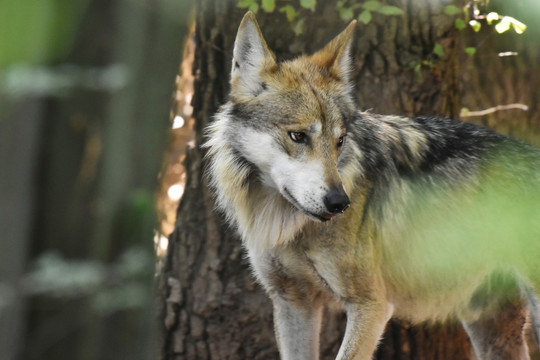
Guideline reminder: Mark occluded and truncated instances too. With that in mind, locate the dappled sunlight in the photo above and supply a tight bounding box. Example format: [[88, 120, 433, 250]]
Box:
[[167, 183, 185, 201], [172, 115, 185, 129], [156, 26, 196, 253], [153, 232, 170, 258]]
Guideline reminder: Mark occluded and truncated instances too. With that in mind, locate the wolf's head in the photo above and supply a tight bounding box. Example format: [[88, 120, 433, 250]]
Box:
[[219, 12, 358, 223], [225, 12, 358, 222]]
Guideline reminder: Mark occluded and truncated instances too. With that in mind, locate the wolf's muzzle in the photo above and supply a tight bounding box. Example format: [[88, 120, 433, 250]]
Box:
[[323, 187, 350, 214]]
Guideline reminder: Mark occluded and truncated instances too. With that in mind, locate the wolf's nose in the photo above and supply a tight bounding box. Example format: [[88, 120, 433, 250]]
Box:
[[323, 188, 350, 214]]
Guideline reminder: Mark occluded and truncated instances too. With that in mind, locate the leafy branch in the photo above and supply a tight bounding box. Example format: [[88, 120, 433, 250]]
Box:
[[445, 3, 526, 35], [237, 0, 316, 34], [336, 0, 404, 24], [443, 1, 527, 59], [236, 0, 404, 34], [238, 0, 316, 15], [426, 0, 528, 71]]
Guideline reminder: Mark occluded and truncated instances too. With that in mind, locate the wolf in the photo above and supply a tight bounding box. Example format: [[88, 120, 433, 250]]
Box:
[[205, 11, 540, 360]]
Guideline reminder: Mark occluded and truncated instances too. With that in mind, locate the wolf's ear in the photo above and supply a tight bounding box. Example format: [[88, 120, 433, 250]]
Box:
[[230, 12, 276, 100], [311, 20, 357, 84]]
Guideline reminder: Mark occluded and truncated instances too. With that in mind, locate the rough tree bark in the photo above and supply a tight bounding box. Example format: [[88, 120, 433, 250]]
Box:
[[159, 0, 540, 359]]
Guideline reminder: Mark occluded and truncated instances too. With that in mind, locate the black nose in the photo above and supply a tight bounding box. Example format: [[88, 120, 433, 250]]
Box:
[[323, 187, 350, 214]]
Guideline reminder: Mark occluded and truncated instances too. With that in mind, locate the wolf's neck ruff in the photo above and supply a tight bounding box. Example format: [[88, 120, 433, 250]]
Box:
[[204, 113, 310, 254]]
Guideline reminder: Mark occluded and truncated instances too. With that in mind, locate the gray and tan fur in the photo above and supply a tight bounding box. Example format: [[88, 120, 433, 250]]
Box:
[[205, 12, 540, 360]]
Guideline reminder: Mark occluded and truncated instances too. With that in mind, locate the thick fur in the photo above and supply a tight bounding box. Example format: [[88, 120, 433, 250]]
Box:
[[205, 12, 540, 360]]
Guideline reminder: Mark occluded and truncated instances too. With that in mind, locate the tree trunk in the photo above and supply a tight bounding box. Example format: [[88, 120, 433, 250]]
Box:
[[0, 98, 42, 360], [159, 0, 540, 359]]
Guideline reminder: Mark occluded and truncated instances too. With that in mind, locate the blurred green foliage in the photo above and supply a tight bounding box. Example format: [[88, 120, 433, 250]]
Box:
[[0, 0, 89, 67], [396, 149, 540, 292]]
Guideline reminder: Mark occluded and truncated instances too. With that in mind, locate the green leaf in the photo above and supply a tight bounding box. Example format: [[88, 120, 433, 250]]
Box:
[[465, 47, 476, 56], [339, 7, 354, 21], [358, 10, 372, 24], [455, 18, 466, 31], [237, 0, 255, 8], [377, 5, 404, 15], [350, 3, 366, 10], [414, 63, 423, 82], [300, 0, 316, 11], [279, 5, 297, 22], [495, 17, 511, 33], [486, 12, 499, 25], [469, 20, 481, 32], [262, 0, 276, 12], [512, 23, 526, 34], [494, 16, 527, 34], [293, 18, 305, 35], [433, 43, 444, 57], [250, 3, 260, 13], [509, 17, 527, 34], [444, 5, 461, 16], [363, 0, 381, 11]]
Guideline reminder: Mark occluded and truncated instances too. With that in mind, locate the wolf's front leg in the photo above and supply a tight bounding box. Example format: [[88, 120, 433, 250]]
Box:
[[336, 301, 393, 360], [272, 295, 323, 360]]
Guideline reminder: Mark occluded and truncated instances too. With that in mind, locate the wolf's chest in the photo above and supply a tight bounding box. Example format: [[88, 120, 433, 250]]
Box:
[[258, 223, 381, 305]]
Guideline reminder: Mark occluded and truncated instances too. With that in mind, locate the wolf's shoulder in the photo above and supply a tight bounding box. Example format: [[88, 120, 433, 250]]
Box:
[[348, 111, 539, 178]]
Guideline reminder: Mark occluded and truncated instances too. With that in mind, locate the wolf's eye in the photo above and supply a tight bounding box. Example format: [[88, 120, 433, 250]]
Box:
[[337, 135, 346, 148], [289, 131, 307, 143]]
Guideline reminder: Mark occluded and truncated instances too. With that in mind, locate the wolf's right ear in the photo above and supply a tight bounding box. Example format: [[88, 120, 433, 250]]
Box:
[[230, 12, 276, 101], [310, 20, 356, 86]]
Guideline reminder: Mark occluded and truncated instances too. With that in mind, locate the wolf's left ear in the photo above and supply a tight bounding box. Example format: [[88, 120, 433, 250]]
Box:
[[230, 12, 277, 100], [311, 20, 357, 84]]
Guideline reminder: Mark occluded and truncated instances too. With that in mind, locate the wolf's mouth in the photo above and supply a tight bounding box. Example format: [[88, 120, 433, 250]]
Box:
[[282, 188, 334, 222]]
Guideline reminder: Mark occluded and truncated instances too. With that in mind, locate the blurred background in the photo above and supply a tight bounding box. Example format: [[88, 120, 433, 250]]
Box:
[[1, 0, 193, 359], [1, 0, 540, 359]]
